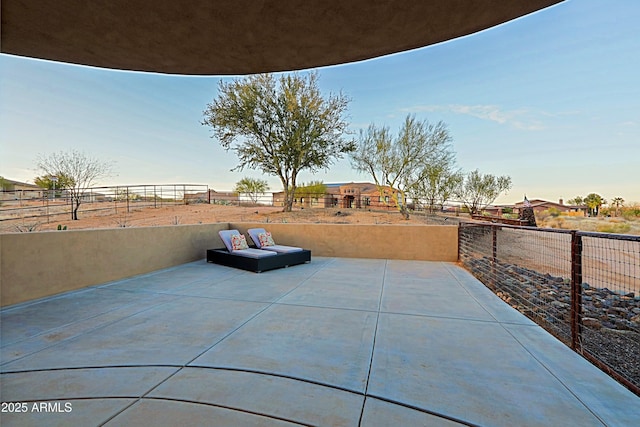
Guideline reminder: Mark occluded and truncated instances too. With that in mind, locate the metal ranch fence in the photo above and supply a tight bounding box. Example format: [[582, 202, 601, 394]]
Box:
[[0, 184, 209, 228], [458, 222, 640, 396]]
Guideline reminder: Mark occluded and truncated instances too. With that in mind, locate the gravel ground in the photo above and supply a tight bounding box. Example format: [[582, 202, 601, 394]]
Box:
[[583, 329, 640, 392]]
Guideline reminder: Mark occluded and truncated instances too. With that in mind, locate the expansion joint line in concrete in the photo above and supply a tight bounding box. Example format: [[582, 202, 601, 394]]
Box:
[[498, 325, 608, 426], [357, 259, 387, 426], [2, 364, 482, 427], [97, 396, 314, 427], [97, 264, 333, 425]]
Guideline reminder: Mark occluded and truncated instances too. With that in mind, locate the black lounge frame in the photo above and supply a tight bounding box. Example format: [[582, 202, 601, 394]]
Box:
[[206, 248, 311, 273]]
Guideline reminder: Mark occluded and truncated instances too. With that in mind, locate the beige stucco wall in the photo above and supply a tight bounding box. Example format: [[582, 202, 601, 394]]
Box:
[[231, 223, 458, 261], [1, 222, 458, 307], [0, 224, 227, 307]]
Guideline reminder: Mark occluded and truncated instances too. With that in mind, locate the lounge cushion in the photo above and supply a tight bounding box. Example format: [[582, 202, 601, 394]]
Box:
[[247, 228, 303, 252], [231, 248, 277, 258], [261, 245, 303, 253], [248, 228, 303, 253], [247, 228, 269, 248], [219, 230, 242, 252]]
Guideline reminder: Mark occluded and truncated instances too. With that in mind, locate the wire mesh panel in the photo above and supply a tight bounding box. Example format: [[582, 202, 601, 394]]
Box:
[[579, 232, 640, 393], [459, 222, 640, 395], [459, 224, 573, 343]]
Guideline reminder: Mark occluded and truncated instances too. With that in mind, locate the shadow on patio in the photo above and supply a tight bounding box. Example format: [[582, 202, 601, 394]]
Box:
[[1, 257, 638, 426]]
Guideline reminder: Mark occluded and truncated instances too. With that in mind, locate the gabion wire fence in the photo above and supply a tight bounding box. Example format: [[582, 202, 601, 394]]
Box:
[[459, 222, 640, 396]]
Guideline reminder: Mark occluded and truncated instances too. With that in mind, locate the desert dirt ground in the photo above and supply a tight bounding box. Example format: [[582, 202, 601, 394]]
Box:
[[0, 202, 451, 233]]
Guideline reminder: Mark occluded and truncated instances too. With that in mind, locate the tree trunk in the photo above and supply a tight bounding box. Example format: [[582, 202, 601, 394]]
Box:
[[283, 187, 294, 212], [400, 204, 410, 220], [395, 191, 410, 219], [284, 197, 293, 212]]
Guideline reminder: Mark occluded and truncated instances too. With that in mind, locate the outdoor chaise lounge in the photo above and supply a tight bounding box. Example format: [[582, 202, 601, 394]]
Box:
[[207, 229, 311, 273]]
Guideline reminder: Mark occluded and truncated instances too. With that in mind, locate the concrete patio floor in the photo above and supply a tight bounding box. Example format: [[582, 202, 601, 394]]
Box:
[[1, 257, 638, 426]]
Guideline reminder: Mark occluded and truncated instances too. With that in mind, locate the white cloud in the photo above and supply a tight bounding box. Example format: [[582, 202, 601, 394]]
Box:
[[402, 104, 546, 131]]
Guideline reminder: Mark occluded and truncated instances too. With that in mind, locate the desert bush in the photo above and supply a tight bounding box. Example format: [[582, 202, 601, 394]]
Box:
[[536, 210, 550, 222], [596, 223, 632, 234], [548, 207, 561, 217], [622, 205, 640, 219], [16, 222, 41, 232], [541, 217, 567, 229]]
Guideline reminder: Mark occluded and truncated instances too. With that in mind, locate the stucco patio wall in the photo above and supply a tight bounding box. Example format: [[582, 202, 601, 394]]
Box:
[[231, 223, 458, 262], [1, 223, 458, 307], [0, 224, 228, 307]]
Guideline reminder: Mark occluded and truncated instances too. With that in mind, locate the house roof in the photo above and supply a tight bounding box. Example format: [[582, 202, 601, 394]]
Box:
[[1, 1, 562, 75], [1, 178, 40, 189], [514, 199, 586, 209]]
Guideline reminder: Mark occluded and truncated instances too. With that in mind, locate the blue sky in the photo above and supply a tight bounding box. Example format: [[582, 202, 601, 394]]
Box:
[[1, 0, 639, 205]]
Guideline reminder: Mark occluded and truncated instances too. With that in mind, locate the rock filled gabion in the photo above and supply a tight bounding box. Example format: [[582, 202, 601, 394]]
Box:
[[466, 257, 640, 334]]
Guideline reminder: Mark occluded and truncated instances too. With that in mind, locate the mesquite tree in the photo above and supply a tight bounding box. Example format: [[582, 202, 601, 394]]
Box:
[[36, 150, 115, 220], [203, 72, 353, 212], [350, 114, 455, 219], [455, 169, 512, 215], [234, 177, 270, 204]]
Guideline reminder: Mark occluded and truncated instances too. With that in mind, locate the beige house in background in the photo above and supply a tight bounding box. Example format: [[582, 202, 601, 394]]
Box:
[[0, 178, 43, 201], [484, 198, 587, 216], [513, 198, 587, 215], [272, 182, 403, 209]]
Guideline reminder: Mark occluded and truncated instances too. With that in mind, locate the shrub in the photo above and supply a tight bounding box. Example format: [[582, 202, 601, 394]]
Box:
[[536, 210, 550, 222], [596, 223, 632, 234], [622, 205, 640, 219], [546, 217, 567, 229]]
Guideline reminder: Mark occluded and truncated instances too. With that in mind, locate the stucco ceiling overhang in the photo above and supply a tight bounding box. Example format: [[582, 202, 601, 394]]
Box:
[[1, 0, 562, 75]]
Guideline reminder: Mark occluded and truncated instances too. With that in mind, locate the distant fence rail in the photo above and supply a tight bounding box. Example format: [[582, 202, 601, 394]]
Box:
[[458, 222, 640, 396], [0, 184, 209, 228]]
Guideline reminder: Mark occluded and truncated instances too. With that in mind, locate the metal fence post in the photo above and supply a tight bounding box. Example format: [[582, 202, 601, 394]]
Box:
[[457, 223, 462, 262], [570, 231, 583, 351], [492, 225, 498, 287]]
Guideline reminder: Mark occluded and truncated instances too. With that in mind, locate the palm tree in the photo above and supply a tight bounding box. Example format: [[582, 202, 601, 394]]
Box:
[[611, 197, 624, 217], [584, 193, 605, 217]]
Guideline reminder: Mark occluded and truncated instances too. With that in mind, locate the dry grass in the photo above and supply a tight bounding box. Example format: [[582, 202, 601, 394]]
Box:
[[537, 214, 640, 236]]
